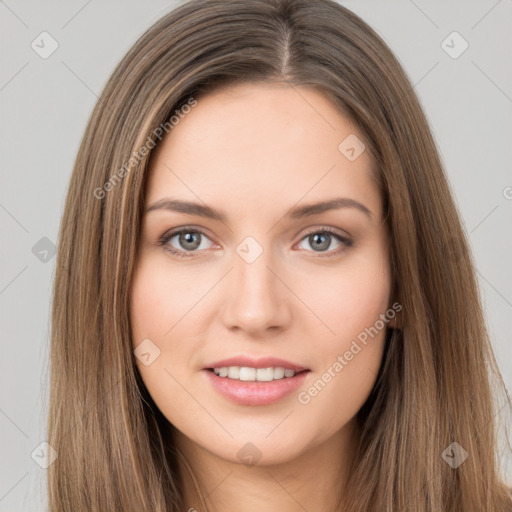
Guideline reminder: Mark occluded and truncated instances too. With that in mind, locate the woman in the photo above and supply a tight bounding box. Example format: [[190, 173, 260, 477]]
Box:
[[48, 0, 511, 510]]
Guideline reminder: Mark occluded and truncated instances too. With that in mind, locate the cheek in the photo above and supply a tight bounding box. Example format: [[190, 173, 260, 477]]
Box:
[[130, 254, 210, 342], [296, 249, 392, 345], [129, 256, 194, 397], [295, 295, 389, 442], [293, 248, 391, 426], [297, 337, 385, 445]]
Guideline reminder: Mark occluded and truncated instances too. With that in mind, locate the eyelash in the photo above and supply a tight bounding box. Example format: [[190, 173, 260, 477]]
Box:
[[158, 226, 353, 259]]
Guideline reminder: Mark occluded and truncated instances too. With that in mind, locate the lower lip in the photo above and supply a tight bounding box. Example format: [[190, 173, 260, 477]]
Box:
[[203, 369, 310, 406]]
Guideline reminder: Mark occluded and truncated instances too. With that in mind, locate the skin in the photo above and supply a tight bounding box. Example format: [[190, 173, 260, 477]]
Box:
[[130, 82, 395, 512]]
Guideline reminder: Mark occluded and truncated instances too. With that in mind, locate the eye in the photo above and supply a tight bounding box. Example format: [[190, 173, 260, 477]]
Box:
[[296, 227, 353, 256], [159, 226, 353, 259], [159, 228, 215, 258]]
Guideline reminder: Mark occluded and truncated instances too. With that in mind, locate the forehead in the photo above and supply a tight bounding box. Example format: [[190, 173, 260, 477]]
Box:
[[145, 83, 380, 219]]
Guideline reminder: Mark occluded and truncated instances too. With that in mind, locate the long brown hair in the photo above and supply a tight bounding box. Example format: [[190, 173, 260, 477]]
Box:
[[48, 0, 511, 510]]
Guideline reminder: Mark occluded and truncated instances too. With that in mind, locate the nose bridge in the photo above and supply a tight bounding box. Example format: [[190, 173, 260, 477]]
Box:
[[221, 234, 290, 333]]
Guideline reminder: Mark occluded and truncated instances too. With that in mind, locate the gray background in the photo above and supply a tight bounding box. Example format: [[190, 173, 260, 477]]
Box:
[[1, 0, 511, 510]]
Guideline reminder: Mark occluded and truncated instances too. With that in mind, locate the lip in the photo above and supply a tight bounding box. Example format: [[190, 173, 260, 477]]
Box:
[[204, 356, 308, 372], [203, 368, 310, 406]]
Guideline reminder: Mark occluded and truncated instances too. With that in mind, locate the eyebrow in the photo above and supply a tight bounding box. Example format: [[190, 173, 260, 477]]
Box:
[[145, 197, 372, 221]]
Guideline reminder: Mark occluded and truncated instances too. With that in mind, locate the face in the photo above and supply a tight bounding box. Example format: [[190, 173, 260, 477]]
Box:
[[130, 82, 393, 465]]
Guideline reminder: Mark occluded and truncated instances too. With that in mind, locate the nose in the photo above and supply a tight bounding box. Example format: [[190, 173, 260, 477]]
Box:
[[220, 243, 292, 336]]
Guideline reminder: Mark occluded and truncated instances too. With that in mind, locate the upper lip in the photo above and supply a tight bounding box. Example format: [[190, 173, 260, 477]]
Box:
[[204, 356, 309, 372]]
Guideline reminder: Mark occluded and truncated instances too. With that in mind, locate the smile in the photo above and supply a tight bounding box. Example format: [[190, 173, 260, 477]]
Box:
[[203, 367, 310, 406]]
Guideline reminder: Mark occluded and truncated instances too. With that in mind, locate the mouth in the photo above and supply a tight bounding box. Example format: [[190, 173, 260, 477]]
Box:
[[204, 356, 308, 375], [202, 357, 311, 405]]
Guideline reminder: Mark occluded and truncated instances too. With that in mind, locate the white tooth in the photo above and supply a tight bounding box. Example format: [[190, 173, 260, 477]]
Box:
[[214, 366, 299, 380], [273, 367, 285, 380], [228, 366, 240, 379], [256, 368, 274, 382], [239, 367, 256, 381]]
